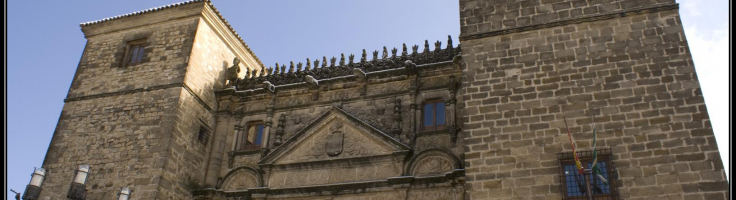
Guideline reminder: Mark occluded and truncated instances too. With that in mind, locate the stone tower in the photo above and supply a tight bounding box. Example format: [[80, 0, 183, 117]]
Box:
[[459, 0, 729, 199], [37, 1, 262, 199]]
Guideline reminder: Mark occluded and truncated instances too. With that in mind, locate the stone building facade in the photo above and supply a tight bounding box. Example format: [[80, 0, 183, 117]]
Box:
[[31, 0, 727, 200]]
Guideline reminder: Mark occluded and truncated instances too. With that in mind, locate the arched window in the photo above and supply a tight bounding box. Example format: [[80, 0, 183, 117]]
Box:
[[235, 121, 264, 151], [422, 99, 446, 131]]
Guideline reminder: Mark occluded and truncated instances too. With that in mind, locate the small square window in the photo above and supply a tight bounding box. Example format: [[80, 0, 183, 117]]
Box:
[[558, 149, 618, 200], [124, 39, 146, 66], [422, 99, 446, 131]]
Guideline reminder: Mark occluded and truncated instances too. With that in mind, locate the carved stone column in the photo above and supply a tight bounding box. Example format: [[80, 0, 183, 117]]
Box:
[[447, 75, 459, 144], [263, 107, 274, 148], [205, 113, 232, 187], [408, 76, 419, 145], [273, 114, 286, 147], [391, 98, 402, 139], [228, 119, 244, 168]]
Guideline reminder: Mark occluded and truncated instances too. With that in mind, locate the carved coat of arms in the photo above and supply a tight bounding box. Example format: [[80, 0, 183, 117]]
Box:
[[326, 131, 344, 156], [326, 121, 344, 156]]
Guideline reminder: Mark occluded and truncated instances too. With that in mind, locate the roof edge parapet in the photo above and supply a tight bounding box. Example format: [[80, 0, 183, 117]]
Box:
[[235, 35, 462, 91], [79, 0, 265, 69]]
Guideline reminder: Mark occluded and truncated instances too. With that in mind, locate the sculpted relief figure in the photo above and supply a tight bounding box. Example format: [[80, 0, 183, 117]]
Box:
[[226, 58, 241, 87]]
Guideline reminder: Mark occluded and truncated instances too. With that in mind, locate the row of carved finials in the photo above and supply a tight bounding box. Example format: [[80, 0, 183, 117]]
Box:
[[233, 36, 461, 90]]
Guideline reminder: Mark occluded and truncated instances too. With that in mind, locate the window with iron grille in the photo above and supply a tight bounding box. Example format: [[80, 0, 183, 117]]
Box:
[[558, 149, 618, 200], [422, 99, 446, 131], [197, 126, 210, 145], [235, 121, 265, 151], [123, 39, 146, 66]]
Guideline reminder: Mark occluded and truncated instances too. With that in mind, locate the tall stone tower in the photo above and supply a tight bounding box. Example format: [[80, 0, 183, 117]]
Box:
[[37, 1, 262, 199], [459, 0, 729, 199]]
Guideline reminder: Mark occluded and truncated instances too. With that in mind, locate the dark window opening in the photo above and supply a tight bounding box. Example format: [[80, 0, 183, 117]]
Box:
[[124, 39, 146, 66], [197, 126, 210, 145], [422, 99, 446, 131]]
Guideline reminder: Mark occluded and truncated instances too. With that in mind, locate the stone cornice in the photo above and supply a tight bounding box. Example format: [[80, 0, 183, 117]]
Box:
[[63, 82, 213, 113], [222, 59, 459, 97], [80, 0, 205, 27], [200, 2, 265, 72], [193, 169, 465, 198], [234, 37, 461, 91], [80, 0, 265, 70], [459, 3, 679, 41], [80, 1, 205, 37]]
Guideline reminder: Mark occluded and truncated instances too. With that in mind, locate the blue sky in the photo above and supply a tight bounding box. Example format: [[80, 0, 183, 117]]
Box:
[[6, 0, 729, 198]]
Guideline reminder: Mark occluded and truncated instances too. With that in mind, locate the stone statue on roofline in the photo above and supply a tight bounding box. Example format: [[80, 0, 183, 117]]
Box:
[[226, 57, 241, 87]]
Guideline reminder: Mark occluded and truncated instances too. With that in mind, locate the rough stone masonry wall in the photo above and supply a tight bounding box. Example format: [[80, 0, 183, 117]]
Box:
[[187, 17, 236, 111], [68, 16, 199, 99], [40, 88, 180, 199], [161, 88, 216, 199], [459, 3, 729, 200], [42, 10, 204, 200], [185, 16, 242, 189], [459, 0, 675, 37]]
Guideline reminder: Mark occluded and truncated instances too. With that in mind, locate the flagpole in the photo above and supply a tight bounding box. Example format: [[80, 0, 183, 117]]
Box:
[[584, 169, 593, 200], [586, 111, 596, 200]]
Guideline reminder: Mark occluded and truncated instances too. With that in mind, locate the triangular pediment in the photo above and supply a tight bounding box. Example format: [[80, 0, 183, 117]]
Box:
[[260, 107, 410, 165]]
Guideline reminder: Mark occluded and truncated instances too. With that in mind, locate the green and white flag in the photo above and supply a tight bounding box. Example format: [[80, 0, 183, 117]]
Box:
[[590, 119, 608, 185]]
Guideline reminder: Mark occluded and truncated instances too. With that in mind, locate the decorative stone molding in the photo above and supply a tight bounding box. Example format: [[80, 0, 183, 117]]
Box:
[[80, 0, 265, 70], [459, 3, 679, 41], [221, 167, 263, 191], [405, 148, 460, 177], [259, 107, 410, 166], [235, 36, 461, 90]]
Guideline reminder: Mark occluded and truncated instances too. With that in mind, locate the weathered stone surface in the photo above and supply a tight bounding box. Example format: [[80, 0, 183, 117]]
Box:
[[39, 1, 253, 199], [37, 0, 728, 200], [460, 1, 728, 199], [460, 0, 676, 37]]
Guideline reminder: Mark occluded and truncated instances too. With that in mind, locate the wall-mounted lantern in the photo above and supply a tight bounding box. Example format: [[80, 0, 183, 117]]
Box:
[[22, 168, 45, 200], [73, 165, 89, 184], [67, 165, 89, 200], [117, 187, 131, 200]]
